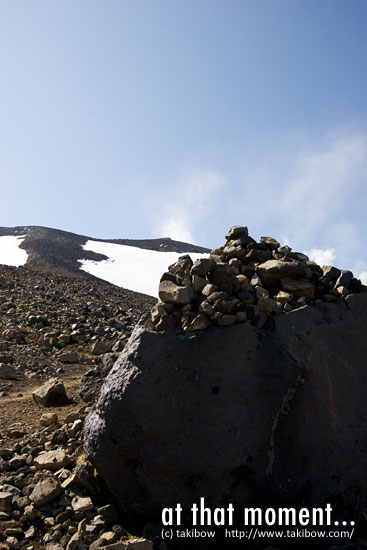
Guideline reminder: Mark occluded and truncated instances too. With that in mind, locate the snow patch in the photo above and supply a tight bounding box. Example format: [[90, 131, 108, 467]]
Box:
[[79, 240, 208, 297], [0, 236, 28, 267]]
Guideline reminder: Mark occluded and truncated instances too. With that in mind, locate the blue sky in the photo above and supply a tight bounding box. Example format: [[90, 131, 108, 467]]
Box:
[[1, 1, 366, 277]]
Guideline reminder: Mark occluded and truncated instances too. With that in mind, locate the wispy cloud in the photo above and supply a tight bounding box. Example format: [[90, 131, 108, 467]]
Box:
[[281, 133, 367, 246], [232, 131, 367, 277], [278, 133, 367, 276], [306, 247, 336, 267], [153, 170, 227, 244]]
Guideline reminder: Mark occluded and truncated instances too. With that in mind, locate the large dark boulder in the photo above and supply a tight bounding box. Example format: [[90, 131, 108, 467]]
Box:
[[84, 294, 367, 525]]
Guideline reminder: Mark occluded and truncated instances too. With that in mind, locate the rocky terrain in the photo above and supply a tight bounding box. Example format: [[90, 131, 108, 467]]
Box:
[[149, 226, 365, 332], [0, 264, 156, 550], [85, 227, 367, 549], [1, 226, 367, 550]]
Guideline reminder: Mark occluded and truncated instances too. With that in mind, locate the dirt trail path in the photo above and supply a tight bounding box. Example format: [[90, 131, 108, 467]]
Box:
[[0, 364, 89, 447]]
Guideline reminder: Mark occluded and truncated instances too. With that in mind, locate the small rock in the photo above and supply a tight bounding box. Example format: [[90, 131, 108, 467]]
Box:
[[158, 281, 194, 305], [6, 537, 19, 549], [0, 448, 12, 459], [65, 411, 81, 423], [90, 514, 105, 525], [71, 495, 94, 513], [1, 485, 21, 496], [40, 412, 59, 427], [290, 252, 309, 262], [223, 239, 247, 259], [30, 477, 61, 506], [336, 285, 349, 296], [51, 429, 68, 444], [0, 492, 13, 514], [34, 449, 71, 471], [335, 270, 353, 289], [67, 419, 83, 437], [280, 278, 315, 298], [57, 351, 79, 363], [154, 314, 176, 331], [24, 525, 36, 539], [91, 342, 111, 355], [201, 283, 217, 296], [12, 495, 29, 510], [5, 528, 24, 539], [66, 533, 86, 550], [257, 260, 310, 285], [61, 474, 79, 489], [32, 378, 68, 407], [167, 255, 193, 276], [225, 226, 248, 240], [58, 333, 71, 345], [9, 455, 27, 469], [190, 258, 216, 277], [250, 274, 262, 287], [23, 503, 40, 521], [210, 264, 239, 293], [274, 291, 294, 304], [0, 364, 17, 380], [7, 428, 26, 438], [245, 248, 272, 262], [188, 314, 211, 331], [260, 236, 280, 250], [322, 265, 341, 279], [191, 274, 207, 293]]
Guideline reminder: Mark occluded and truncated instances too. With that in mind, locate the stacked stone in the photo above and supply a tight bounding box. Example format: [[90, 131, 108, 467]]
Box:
[[148, 225, 365, 332]]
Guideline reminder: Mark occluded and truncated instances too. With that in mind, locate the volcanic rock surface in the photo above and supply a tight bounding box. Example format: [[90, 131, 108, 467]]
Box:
[[84, 227, 367, 548]]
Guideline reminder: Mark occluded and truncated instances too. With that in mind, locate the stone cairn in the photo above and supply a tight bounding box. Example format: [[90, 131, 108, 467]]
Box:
[[147, 225, 366, 332]]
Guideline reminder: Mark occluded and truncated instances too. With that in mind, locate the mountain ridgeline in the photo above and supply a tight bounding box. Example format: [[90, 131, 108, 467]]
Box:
[[0, 225, 210, 280]]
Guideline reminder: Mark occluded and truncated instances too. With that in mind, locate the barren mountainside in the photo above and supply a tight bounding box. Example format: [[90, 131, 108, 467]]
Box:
[[0, 226, 210, 280]]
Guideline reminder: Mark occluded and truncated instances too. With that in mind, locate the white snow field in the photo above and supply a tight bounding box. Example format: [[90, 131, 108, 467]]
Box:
[[0, 236, 28, 267], [79, 240, 208, 297]]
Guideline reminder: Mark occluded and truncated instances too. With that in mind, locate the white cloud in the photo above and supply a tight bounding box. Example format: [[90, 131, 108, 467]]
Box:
[[281, 134, 367, 246], [158, 218, 194, 244], [353, 260, 367, 284], [254, 132, 367, 276], [306, 247, 336, 267], [231, 131, 366, 269], [153, 170, 227, 243]]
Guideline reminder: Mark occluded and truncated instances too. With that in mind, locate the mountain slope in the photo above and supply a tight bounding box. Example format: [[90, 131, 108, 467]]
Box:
[[0, 226, 210, 296]]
